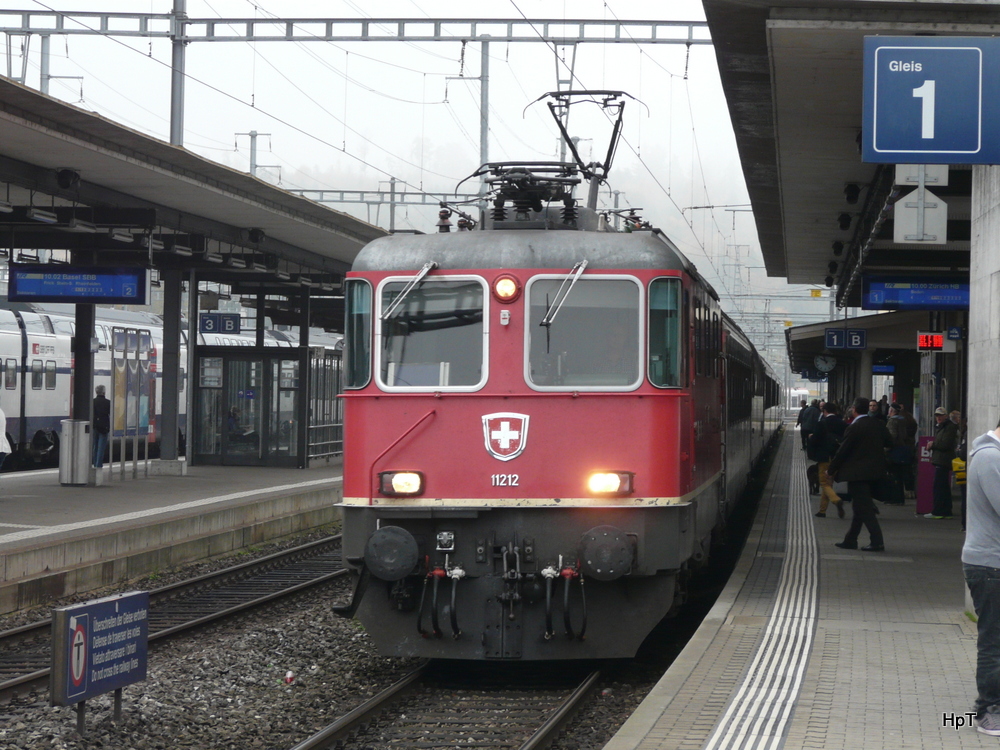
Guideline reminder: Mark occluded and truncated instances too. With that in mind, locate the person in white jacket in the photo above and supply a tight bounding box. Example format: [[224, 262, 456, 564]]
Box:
[[963, 421, 1000, 736]]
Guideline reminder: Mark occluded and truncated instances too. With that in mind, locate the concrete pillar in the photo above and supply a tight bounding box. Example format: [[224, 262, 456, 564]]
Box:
[[857, 349, 874, 399], [72, 304, 95, 422], [968, 165, 1000, 441], [159, 270, 182, 463]]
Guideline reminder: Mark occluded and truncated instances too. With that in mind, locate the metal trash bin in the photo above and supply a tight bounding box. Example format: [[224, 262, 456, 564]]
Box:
[[59, 419, 91, 486]]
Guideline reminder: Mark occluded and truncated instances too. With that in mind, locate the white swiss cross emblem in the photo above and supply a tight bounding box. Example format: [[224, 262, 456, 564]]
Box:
[[482, 412, 529, 462]]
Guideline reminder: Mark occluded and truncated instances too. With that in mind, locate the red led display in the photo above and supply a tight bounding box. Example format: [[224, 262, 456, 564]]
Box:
[[917, 333, 944, 351]]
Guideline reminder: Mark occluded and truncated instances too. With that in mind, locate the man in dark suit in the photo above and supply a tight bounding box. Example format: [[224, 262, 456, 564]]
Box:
[[92, 385, 111, 468], [827, 396, 894, 551]]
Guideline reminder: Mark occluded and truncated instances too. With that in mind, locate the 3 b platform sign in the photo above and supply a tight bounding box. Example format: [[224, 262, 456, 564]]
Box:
[[50, 591, 149, 706], [863, 36, 1000, 164]]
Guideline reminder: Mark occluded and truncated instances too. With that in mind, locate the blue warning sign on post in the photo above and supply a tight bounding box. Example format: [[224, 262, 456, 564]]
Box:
[[50, 591, 149, 707]]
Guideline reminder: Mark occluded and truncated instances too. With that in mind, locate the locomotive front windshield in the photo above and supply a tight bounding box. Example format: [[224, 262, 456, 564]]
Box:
[[379, 278, 486, 389], [526, 277, 641, 389]]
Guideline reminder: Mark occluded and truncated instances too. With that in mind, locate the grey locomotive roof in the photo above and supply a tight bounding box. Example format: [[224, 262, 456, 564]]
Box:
[[353, 226, 712, 290]]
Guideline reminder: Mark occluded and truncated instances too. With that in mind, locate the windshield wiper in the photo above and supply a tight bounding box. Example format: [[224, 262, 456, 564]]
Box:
[[380, 262, 438, 320], [539, 260, 588, 327]]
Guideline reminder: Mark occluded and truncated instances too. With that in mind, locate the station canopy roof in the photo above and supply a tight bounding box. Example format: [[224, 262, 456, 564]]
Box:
[[0, 76, 387, 293], [701, 0, 998, 307], [785, 309, 927, 373]]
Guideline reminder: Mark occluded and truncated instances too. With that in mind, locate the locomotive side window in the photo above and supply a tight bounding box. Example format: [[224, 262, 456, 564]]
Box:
[[693, 297, 702, 377], [31, 359, 43, 390], [648, 278, 682, 387], [378, 277, 486, 391], [526, 276, 641, 390], [712, 312, 720, 377], [45, 360, 56, 390], [344, 279, 372, 389], [4, 358, 15, 389]]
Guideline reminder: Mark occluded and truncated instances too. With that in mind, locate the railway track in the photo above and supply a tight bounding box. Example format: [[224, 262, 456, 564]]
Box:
[[0, 535, 345, 701], [289, 663, 601, 750]]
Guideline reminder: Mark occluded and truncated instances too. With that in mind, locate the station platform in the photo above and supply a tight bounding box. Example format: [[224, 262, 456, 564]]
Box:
[[0, 461, 342, 615], [605, 430, 985, 750]]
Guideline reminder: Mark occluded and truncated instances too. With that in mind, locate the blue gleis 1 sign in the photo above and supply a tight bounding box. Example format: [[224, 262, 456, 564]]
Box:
[[863, 36, 1000, 164]]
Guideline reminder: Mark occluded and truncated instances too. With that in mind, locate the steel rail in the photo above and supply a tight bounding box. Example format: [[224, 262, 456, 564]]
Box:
[[519, 669, 602, 750], [287, 665, 429, 750], [286, 667, 601, 750], [0, 535, 344, 701]]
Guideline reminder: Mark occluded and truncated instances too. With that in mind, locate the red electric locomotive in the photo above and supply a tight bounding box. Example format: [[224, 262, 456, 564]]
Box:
[[337, 94, 781, 660]]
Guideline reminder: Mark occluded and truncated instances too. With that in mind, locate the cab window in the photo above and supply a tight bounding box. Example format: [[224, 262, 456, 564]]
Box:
[[648, 278, 683, 387], [344, 279, 372, 389], [526, 276, 641, 390], [377, 277, 486, 390]]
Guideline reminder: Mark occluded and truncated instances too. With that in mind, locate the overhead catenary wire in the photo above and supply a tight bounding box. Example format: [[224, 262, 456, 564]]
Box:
[[27, 0, 465, 209]]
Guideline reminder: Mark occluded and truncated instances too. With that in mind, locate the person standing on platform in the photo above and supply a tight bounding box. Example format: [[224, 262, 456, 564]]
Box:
[[827, 396, 893, 552], [796, 400, 808, 447], [801, 399, 821, 451], [811, 401, 846, 518], [92, 385, 111, 469], [869, 399, 887, 422], [884, 402, 912, 505], [961, 418, 1000, 735], [927, 406, 960, 519], [0, 396, 10, 471]]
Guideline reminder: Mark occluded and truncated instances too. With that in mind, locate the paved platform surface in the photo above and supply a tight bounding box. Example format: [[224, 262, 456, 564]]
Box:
[[605, 430, 986, 750], [0, 461, 343, 613], [0, 461, 343, 552]]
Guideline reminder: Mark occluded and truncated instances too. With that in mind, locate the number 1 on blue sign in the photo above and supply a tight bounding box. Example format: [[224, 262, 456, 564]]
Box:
[[913, 80, 935, 139]]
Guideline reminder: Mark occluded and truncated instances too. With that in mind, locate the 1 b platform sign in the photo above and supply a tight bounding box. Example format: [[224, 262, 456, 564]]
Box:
[[50, 591, 149, 706], [863, 36, 1000, 164]]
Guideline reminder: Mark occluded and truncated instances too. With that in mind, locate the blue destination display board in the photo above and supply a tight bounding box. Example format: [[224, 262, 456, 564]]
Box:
[[863, 36, 1000, 164], [862, 276, 969, 311], [8, 265, 148, 304], [50, 591, 149, 707]]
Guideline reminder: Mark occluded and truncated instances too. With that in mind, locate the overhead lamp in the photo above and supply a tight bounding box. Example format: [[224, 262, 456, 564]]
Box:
[[110, 229, 134, 243], [26, 207, 59, 224], [203, 252, 224, 264], [0, 200, 13, 214], [171, 244, 193, 257], [275, 271, 290, 281], [837, 213, 852, 231], [832, 241, 844, 256], [251, 261, 267, 271], [148, 238, 165, 251], [65, 217, 97, 233], [844, 183, 861, 204], [56, 169, 81, 190], [827, 261, 839, 274], [227, 256, 247, 268]]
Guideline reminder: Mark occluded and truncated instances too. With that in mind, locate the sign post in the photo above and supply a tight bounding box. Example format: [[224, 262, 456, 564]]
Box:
[[50, 591, 149, 734]]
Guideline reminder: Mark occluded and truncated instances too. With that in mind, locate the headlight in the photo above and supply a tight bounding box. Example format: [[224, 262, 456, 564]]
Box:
[[379, 471, 425, 497], [492, 273, 521, 303], [587, 472, 634, 496]]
